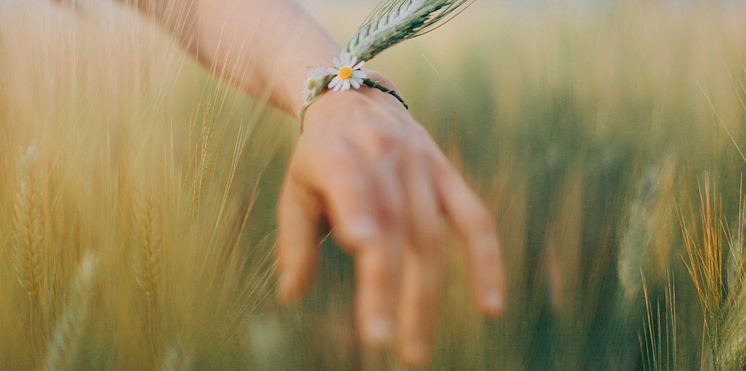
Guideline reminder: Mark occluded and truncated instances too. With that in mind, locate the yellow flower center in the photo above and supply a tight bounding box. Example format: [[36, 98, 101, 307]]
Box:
[[338, 66, 353, 80]]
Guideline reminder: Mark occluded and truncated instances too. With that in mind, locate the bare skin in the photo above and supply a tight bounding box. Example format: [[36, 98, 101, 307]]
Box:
[[131, 0, 506, 367]]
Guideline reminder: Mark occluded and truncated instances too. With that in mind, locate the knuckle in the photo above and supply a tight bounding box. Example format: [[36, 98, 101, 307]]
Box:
[[331, 213, 381, 248], [429, 155, 452, 177], [468, 208, 497, 236], [332, 225, 359, 248], [371, 133, 398, 155], [378, 200, 404, 228], [359, 126, 402, 156], [335, 225, 377, 250], [405, 215, 445, 255], [333, 231, 359, 248]]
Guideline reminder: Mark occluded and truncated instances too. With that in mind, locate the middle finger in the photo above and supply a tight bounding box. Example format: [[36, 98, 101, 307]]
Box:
[[397, 148, 447, 367]]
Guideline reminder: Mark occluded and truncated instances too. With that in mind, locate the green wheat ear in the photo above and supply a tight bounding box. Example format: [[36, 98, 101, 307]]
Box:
[[345, 0, 476, 61]]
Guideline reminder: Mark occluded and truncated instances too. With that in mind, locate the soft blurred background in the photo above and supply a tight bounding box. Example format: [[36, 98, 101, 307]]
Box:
[[1, 0, 746, 370]]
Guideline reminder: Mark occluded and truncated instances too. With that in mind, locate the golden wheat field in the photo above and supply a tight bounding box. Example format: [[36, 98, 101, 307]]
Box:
[[1, 1, 746, 370]]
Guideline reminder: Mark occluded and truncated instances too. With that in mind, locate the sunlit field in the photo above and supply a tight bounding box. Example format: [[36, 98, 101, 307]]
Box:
[[1, 1, 746, 370]]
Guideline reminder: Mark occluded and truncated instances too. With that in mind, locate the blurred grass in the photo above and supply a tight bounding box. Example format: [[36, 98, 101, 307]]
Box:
[[1, 1, 746, 370]]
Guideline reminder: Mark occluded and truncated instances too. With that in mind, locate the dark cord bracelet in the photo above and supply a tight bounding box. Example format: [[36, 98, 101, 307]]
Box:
[[363, 79, 409, 110]]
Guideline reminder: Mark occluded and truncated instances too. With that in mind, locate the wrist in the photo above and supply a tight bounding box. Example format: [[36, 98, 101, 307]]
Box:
[[305, 69, 405, 116], [312, 69, 402, 104], [303, 70, 409, 130]]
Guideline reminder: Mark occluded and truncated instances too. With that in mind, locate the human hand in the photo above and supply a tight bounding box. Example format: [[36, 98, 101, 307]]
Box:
[[276, 72, 506, 367]]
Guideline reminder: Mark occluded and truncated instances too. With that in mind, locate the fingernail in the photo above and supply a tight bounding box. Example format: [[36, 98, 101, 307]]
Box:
[[365, 316, 394, 346], [349, 216, 379, 239], [485, 290, 503, 313]]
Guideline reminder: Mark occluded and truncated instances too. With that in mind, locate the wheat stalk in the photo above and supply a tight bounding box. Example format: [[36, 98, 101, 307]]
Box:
[[131, 192, 163, 359], [346, 0, 475, 61], [680, 180, 746, 370], [12, 145, 44, 298], [714, 190, 746, 370], [681, 183, 725, 369], [618, 158, 676, 303], [619, 169, 660, 302], [726, 189, 746, 304], [718, 305, 746, 370], [43, 254, 97, 371], [11, 145, 47, 360], [132, 193, 162, 298], [639, 272, 678, 371]]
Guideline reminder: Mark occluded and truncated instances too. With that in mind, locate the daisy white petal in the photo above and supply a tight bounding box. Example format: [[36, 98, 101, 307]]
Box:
[[332, 56, 341, 67], [350, 79, 361, 89], [342, 80, 352, 91], [353, 61, 365, 70], [327, 67, 339, 75], [352, 70, 367, 79], [328, 76, 342, 90]]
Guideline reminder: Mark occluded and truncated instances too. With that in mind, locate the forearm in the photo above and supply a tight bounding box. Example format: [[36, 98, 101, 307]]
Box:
[[130, 0, 340, 115]]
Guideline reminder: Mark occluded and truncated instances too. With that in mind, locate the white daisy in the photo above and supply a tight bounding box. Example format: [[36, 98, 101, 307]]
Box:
[[327, 53, 367, 91], [303, 67, 328, 102]]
